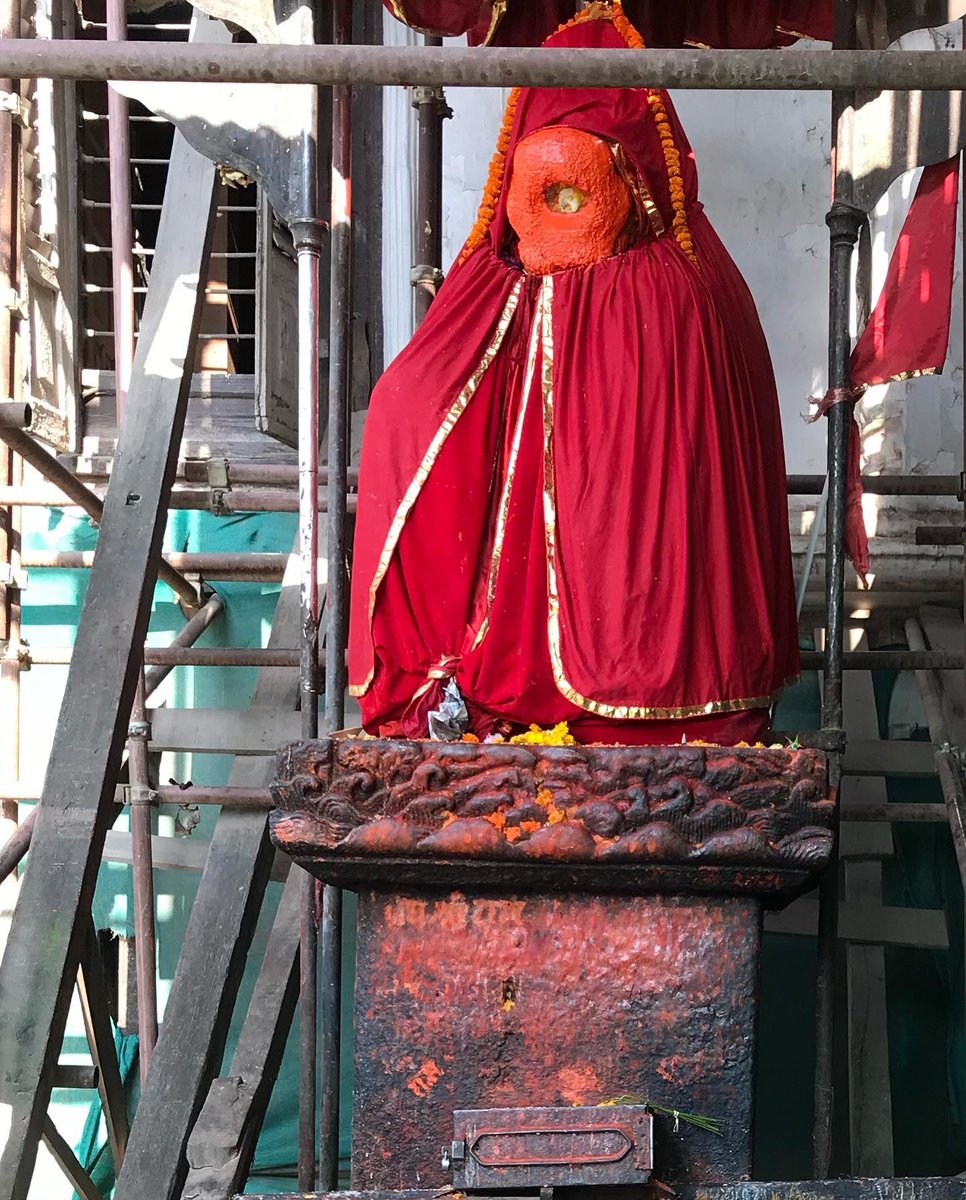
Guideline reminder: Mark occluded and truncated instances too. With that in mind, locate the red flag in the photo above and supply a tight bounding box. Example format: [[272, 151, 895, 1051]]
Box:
[[843, 157, 959, 579], [852, 158, 960, 389]]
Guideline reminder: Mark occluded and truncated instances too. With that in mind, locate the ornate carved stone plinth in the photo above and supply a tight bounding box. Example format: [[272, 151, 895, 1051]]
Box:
[[271, 738, 833, 895], [270, 737, 835, 1191]]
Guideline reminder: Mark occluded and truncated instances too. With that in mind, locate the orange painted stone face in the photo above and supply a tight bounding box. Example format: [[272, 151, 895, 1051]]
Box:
[[505, 125, 633, 274]]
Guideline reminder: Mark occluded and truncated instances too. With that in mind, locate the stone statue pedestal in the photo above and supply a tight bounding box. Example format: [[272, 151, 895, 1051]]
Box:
[[271, 737, 834, 1191]]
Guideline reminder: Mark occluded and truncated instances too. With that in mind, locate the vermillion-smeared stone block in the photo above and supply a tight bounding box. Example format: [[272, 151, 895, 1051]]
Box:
[[351, 891, 760, 1190]]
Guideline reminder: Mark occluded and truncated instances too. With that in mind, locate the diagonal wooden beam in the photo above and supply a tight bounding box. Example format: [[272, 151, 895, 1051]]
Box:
[[180, 867, 302, 1200], [41, 1116, 102, 1200], [77, 922, 130, 1173], [0, 128, 218, 1200]]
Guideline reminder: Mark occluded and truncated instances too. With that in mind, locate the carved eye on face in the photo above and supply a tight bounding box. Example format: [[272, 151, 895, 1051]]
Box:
[[544, 183, 587, 214], [506, 125, 633, 274]]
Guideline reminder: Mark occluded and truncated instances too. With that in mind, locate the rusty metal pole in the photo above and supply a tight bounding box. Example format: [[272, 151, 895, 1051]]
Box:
[[292, 7, 325, 1187], [127, 678, 158, 1080], [10, 41, 966, 90], [814, 0, 862, 1176], [107, 0, 157, 1067], [412, 35, 449, 326], [319, 0, 352, 1188], [0, 0, 23, 834]]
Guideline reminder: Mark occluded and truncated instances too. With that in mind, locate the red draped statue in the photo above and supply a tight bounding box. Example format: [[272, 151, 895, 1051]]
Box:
[[349, 2, 800, 745]]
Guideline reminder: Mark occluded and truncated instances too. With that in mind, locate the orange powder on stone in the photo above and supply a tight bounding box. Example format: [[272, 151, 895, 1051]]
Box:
[[505, 126, 632, 275]]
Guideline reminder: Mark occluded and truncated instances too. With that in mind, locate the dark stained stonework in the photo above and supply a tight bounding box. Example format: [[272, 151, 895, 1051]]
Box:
[[270, 737, 833, 895], [351, 891, 760, 1192], [248, 1181, 966, 1200]]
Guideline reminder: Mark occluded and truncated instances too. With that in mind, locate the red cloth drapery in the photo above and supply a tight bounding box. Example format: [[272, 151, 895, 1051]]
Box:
[[382, 0, 833, 46], [813, 157, 960, 580], [381, 0, 495, 38], [349, 8, 800, 745], [851, 159, 960, 390]]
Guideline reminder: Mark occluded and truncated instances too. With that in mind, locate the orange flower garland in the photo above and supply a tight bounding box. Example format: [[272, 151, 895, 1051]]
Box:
[[611, 1, 699, 265], [459, 1, 698, 268], [646, 90, 698, 265]]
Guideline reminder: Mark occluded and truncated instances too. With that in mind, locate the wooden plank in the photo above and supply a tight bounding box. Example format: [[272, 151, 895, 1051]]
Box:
[[765, 900, 948, 949], [842, 739, 936, 777], [840, 648, 894, 1177], [840, 802, 946, 822], [102, 829, 289, 882], [148, 707, 301, 755], [0, 129, 218, 1200], [839, 821, 894, 858], [114, 554, 303, 1200], [51, 1065, 99, 1091], [79, 371, 297, 466], [180, 869, 302, 1199], [936, 747, 966, 891], [41, 1116, 101, 1200], [255, 195, 299, 449], [684, 1180, 966, 1200]]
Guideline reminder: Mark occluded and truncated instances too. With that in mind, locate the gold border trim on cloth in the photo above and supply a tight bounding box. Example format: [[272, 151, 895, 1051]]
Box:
[[479, 0, 508, 47], [387, 0, 507, 44], [349, 280, 524, 698], [855, 367, 939, 390], [539, 274, 792, 720], [471, 292, 542, 651]]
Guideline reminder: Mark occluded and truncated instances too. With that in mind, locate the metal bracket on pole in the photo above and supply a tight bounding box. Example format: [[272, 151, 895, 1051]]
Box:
[[122, 784, 158, 808], [206, 458, 230, 490], [0, 638, 31, 671], [207, 458, 232, 516], [0, 91, 29, 126], [411, 84, 452, 120], [0, 564, 27, 590], [0, 289, 27, 320], [208, 488, 231, 517]]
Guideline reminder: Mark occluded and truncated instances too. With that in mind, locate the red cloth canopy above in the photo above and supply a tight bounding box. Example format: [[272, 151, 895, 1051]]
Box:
[[383, 0, 833, 47]]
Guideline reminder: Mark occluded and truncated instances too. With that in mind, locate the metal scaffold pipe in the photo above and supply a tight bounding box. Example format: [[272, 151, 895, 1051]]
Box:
[[3, 41, 966, 90]]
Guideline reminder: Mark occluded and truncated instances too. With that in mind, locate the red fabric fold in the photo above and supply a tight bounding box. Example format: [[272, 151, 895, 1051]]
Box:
[[826, 157, 960, 580], [466, 0, 833, 46], [384, 0, 834, 45], [851, 158, 960, 389], [381, 0, 492, 38]]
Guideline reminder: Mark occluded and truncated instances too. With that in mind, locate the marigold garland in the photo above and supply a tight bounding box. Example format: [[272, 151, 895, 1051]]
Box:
[[458, 1, 698, 268]]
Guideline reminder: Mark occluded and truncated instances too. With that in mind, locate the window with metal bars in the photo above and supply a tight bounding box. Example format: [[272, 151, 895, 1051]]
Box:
[[75, 0, 258, 376]]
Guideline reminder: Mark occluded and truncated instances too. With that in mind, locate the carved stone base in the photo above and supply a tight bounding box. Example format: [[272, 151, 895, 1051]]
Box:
[[271, 737, 833, 896]]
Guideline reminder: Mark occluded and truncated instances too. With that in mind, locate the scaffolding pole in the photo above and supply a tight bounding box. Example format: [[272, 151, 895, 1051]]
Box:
[[3, 40, 966, 91]]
